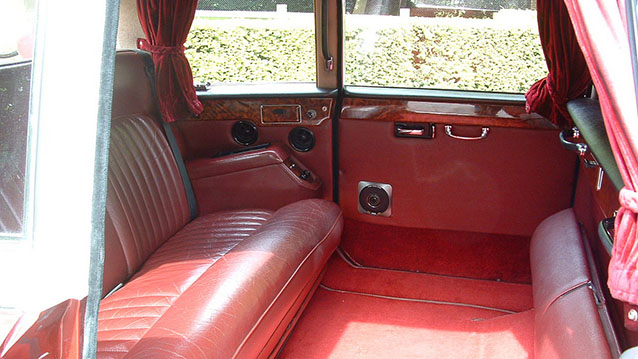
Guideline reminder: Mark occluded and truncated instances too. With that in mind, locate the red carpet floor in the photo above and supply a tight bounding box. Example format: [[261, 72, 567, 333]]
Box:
[[323, 252, 533, 313], [277, 253, 534, 359], [340, 219, 532, 283], [277, 288, 534, 359]]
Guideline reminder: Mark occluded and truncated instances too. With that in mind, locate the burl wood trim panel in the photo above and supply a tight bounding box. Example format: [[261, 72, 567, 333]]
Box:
[[341, 98, 557, 129], [194, 98, 333, 126]]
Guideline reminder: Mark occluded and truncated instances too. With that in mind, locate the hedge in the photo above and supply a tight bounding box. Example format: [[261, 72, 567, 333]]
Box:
[[196, 0, 532, 13], [186, 20, 546, 93], [197, 0, 313, 13]]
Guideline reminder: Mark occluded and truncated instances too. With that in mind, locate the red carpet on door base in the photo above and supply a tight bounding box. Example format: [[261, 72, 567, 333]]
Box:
[[340, 219, 532, 283], [323, 252, 533, 313], [277, 287, 534, 359]]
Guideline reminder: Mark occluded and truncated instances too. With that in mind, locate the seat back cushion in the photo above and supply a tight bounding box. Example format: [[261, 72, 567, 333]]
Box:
[[102, 51, 190, 295], [530, 208, 590, 315], [531, 208, 612, 359], [535, 286, 612, 359]]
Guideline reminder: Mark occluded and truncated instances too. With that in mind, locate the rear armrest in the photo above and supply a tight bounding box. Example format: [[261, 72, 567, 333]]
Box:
[[186, 144, 322, 214], [187, 144, 288, 179]]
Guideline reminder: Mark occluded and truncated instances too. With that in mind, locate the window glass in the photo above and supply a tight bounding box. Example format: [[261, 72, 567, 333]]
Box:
[[0, 0, 35, 237], [344, 0, 547, 93], [186, 0, 316, 86]]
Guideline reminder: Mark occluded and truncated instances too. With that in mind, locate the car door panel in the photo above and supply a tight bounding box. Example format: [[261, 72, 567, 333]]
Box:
[[174, 95, 336, 212], [339, 96, 578, 236]]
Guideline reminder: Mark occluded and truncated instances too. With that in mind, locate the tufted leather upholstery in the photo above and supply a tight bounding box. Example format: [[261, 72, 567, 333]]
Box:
[[530, 209, 612, 359], [103, 115, 191, 295], [97, 51, 343, 358]]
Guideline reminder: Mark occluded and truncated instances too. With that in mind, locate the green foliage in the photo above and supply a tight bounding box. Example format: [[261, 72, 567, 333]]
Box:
[[198, 0, 313, 13], [187, 26, 316, 83], [186, 21, 547, 93]]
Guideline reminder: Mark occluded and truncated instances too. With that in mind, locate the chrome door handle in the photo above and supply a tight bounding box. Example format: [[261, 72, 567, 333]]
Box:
[[560, 127, 588, 156], [394, 123, 435, 139], [444, 125, 489, 140], [397, 128, 425, 136]]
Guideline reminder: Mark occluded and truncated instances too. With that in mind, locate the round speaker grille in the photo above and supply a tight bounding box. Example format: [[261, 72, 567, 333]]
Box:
[[359, 185, 390, 214], [289, 127, 315, 152], [232, 120, 258, 146]]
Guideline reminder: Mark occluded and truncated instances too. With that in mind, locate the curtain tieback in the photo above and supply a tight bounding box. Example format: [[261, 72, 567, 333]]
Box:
[[137, 38, 185, 55], [546, 76, 571, 119], [620, 187, 638, 213]]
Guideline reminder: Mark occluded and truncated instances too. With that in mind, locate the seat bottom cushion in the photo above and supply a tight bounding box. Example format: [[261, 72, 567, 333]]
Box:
[[97, 199, 343, 358]]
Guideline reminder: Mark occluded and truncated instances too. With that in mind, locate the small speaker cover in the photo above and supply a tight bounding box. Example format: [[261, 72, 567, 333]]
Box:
[[232, 120, 258, 146], [289, 127, 315, 152], [358, 181, 392, 217]]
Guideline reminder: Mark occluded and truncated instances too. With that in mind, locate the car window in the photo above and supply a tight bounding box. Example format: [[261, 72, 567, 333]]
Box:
[[0, 0, 35, 237], [186, 0, 316, 86], [344, 0, 546, 94]]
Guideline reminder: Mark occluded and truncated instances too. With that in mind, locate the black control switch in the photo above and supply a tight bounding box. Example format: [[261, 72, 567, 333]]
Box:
[[300, 170, 311, 181]]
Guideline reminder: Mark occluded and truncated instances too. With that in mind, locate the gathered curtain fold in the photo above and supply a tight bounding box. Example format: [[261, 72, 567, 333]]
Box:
[[136, 0, 203, 122], [563, 0, 638, 315], [525, 0, 592, 128]]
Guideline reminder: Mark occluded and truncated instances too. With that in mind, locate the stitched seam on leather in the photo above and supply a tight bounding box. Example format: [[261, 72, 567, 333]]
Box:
[[111, 120, 172, 268], [124, 119, 176, 236], [256, 265, 326, 359], [97, 211, 271, 355], [118, 214, 269, 358], [109, 136, 150, 273], [232, 211, 343, 359], [539, 280, 590, 318], [124, 118, 188, 243], [129, 214, 271, 282], [110, 116, 189, 269]]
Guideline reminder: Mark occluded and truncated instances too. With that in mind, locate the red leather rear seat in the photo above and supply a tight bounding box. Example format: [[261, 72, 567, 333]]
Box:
[[97, 51, 343, 358], [530, 209, 612, 358]]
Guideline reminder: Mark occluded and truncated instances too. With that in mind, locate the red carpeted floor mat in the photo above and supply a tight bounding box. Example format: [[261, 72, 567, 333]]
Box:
[[323, 252, 533, 313], [277, 287, 534, 359], [340, 219, 532, 283]]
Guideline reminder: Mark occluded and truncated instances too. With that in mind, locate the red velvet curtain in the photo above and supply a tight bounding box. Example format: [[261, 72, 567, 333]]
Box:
[[136, 0, 203, 122], [563, 0, 638, 314], [525, 0, 592, 128]]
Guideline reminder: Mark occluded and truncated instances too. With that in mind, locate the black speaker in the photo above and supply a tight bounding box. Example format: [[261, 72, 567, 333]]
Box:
[[232, 120, 258, 146], [358, 181, 392, 217], [289, 127, 315, 152]]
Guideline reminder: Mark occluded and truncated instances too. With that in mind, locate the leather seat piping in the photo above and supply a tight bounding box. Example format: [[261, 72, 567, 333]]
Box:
[[231, 213, 343, 359]]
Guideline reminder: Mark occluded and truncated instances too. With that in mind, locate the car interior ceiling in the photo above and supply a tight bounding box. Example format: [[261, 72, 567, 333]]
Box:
[[2, 0, 638, 358]]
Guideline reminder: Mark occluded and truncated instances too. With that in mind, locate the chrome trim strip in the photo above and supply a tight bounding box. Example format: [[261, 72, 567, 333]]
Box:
[[319, 284, 518, 314]]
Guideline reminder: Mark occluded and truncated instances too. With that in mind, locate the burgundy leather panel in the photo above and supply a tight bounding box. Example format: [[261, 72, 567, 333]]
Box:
[[530, 209, 591, 316], [97, 210, 272, 357], [535, 286, 612, 359], [338, 119, 577, 236], [97, 52, 344, 359], [102, 212, 129, 297], [111, 51, 157, 120], [98, 199, 342, 359], [187, 145, 322, 214], [192, 164, 323, 214], [103, 115, 190, 294], [1, 299, 84, 359], [254, 268, 325, 359], [174, 119, 334, 202], [187, 145, 288, 180]]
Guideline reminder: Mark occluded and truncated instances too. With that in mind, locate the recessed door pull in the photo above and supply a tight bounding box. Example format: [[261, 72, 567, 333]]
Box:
[[444, 125, 490, 140], [394, 123, 435, 139], [397, 128, 424, 136]]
